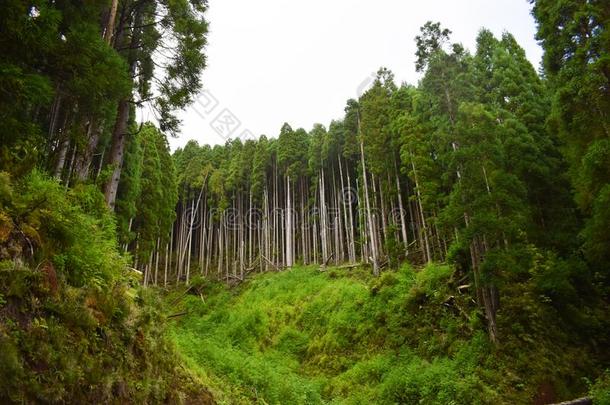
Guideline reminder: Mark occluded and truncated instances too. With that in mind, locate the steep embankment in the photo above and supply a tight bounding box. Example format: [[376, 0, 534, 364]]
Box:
[[169, 265, 609, 404], [0, 171, 213, 404]]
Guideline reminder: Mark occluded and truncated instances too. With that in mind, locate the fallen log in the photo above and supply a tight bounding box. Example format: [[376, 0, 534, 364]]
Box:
[[550, 398, 592, 405], [261, 255, 282, 272], [320, 262, 366, 272], [318, 253, 336, 271], [223, 274, 244, 281]]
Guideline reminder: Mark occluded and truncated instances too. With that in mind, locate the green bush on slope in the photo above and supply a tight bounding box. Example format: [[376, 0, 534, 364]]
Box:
[[0, 171, 212, 404]]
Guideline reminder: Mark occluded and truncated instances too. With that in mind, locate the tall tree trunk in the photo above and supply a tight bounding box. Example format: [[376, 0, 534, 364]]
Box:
[[103, 5, 141, 209], [164, 241, 169, 287], [300, 178, 307, 265], [319, 170, 329, 264], [285, 175, 293, 267], [103, 0, 119, 44], [359, 123, 380, 276], [186, 199, 195, 284], [394, 160, 409, 256], [166, 226, 173, 287], [409, 152, 431, 263], [345, 158, 357, 263], [470, 235, 498, 344], [53, 111, 70, 179], [332, 168, 343, 263], [64, 143, 77, 187], [312, 185, 319, 264], [377, 175, 389, 250], [154, 236, 160, 285], [248, 189, 253, 266], [75, 121, 102, 181], [103, 98, 130, 210], [47, 89, 62, 141]]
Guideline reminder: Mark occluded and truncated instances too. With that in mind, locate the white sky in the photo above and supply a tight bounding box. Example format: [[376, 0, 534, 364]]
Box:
[[146, 0, 543, 151]]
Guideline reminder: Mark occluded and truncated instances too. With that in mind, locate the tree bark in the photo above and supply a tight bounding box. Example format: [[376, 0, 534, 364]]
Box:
[[359, 118, 380, 276], [103, 98, 130, 210], [75, 121, 102, 182], [285, 175, 293, 267], [103, 5, 141, 209], [103, 0, 119, 44]]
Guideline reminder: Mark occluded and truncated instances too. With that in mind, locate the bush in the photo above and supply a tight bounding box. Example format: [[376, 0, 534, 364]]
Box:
[[589, 371, 610, 405]]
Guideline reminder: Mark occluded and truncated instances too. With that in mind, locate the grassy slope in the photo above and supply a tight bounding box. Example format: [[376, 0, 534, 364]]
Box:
[[170, 264, 606, 404]]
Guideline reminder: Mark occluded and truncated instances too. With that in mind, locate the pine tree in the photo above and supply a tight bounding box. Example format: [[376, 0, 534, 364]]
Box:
[[531, 0, 610, 268]]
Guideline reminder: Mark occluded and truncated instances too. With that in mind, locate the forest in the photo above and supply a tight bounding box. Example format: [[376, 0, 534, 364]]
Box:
[[0, 0, 609, 403]]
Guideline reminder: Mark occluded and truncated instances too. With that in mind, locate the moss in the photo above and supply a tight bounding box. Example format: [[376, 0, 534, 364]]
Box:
[[0, 172, 213, 404]]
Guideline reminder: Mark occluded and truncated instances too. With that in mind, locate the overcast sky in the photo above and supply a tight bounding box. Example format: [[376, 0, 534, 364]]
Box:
[[146, 0, 543, 151]]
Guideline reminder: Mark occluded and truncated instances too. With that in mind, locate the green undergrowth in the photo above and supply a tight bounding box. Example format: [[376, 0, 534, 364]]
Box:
[[169, 263, 609, 404], [0, 171, 212, 404]]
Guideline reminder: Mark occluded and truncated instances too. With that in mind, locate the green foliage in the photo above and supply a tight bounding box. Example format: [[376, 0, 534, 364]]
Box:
[[589, 370, 610, 405], [0, 172, 211, 404], [0, 171, 123, 287], [531, 0, 610, 269], [0, 0, 131, 173], [170, 264, 605, 404]]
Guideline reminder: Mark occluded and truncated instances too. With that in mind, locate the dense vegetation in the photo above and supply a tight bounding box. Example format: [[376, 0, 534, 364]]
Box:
[[0, 0, 212, 402], [0, 0, 609, 402], [170, 265, 606, 404], [0, 172, 212, 403]]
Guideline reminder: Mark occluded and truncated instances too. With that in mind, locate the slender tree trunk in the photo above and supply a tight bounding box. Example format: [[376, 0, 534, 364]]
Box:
[[394, 160, 409, 256], [64, 143, 77, 187], [164, 242, 169, 287], [103, 0, 119, 44], [154, 237, 160, 285], [168, 226, 174, 285], [217, 225, 223, 278], [186, 199, 194, 284], [332, 168, 343, 263], [285, 175, 293, 267], [300, 178, 307, 265], [470, 235, 498, 343], [47, 90, 62, 141], [248, 189, 253, 266], [199, 195, 206, 273], [357, 178, 367, 263], [410, 152, 431, 263], [54, 131, 70, 180], [312, 185, 319, 264], [206, 214, 213, 276], [264, 187, 268, 270], [95, 149, 105, 180], [359, 121, 379, 276], [319, 170, 329, 264], [339, 156, 356, 263], [377, 175, 389, 250], [345, 159, 357, 263]]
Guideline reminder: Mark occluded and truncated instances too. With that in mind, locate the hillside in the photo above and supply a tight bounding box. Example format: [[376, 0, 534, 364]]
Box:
[[169, 265, 609, 404]]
